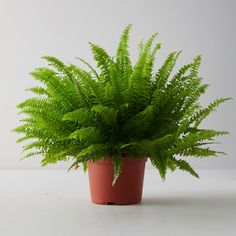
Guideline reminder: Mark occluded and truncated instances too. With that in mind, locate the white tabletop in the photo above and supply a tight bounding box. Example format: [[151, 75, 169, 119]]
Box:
[[0, 169, 235, 236]]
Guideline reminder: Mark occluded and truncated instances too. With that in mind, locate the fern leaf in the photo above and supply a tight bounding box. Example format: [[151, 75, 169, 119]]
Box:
[[172, 129, 229, 155], [26, 86, 48, 96], [77, 57, 99, 79], [69, 127, 101, 144], [22, 141, 45, 153], [116, 24, 132, 76], [155, 51, 181, 90], [171, 157, 199, 178], [21, 151, 44, 160], [151, 153, 167, 180], [180, 146, 225, 157], [63, 108, 93, 125], [91, 104, 117, 126], [30, 68, 76, 109], [89, 42, 111, 81], [42, 56, 66, 72], [192, 97, 232, 127], [112, 154, 123, 186]]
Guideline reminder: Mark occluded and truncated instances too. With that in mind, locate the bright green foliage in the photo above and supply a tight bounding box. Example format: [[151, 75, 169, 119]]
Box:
[[14, 25, 231, 184]]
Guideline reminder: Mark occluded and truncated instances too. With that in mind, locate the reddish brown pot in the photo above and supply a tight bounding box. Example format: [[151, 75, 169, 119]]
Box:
[[88, 157, 147, 205]]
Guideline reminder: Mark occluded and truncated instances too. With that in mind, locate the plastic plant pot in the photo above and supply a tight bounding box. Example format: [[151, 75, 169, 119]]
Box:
[[88, 157, 147, 205]]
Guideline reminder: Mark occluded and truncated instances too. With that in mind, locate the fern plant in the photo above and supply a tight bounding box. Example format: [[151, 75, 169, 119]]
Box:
[[14, 25, 231, 184]]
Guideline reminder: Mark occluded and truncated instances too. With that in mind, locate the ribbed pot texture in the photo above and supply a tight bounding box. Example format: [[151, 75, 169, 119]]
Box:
[[88, 157, 147, 205]]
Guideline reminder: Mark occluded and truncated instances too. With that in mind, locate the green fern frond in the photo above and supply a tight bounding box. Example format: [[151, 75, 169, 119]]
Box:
[[143, 42, 161, 79], [69, 127, 101, 144], [21, 151, 44, 160], [22, 141, 46, 153], [63, 108, 93, 125], [72, 65, 104, 105], [171, 157, 199, 178], [192, 97, 232, 127], [172, 129, 229, 155], [151, 153, 167, 180], [42, 56, 66, 72], [89, 42, 111, 81], [77, 57, 99, 79], [112, 154, 123, 186], [180, 146, 225, 157], [26, 86, 48, 96], [155, 51, 181, 90], [116, 24, 132, 76], [30, 68, 76, 109], [91, 105, 117, 125], [190, 55, 201, 78]]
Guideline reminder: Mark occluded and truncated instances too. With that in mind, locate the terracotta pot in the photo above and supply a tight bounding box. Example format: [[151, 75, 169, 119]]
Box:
[[88, 157, 147, 205]]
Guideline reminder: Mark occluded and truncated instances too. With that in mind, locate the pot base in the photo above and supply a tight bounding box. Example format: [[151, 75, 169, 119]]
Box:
[[91, 199, 141, 205]]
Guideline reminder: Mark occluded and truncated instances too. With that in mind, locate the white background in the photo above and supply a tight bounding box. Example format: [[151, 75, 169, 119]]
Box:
[[0, 0, 235, 169], [0, 2, 235, 235]]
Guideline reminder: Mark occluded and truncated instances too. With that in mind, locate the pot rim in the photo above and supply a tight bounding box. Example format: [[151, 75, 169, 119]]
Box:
[[88, 157, 148, 165]]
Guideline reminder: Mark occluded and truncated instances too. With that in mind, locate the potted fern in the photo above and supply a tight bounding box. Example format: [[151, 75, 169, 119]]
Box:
[[14, 25, 231, 205]]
